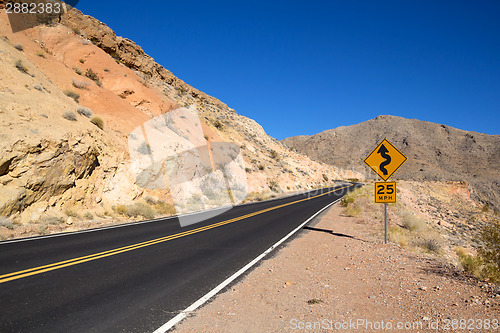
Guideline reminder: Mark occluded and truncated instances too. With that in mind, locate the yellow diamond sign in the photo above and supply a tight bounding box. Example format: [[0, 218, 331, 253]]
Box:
[[364, 139, 407, 181]]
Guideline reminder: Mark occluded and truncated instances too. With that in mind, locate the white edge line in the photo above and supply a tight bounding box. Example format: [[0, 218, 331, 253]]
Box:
[[0, 185, 350, 245], [152, 196, 343, 333]]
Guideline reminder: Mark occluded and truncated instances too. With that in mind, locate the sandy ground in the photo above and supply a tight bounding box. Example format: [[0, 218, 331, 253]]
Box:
[[172, 204, 500, 333]]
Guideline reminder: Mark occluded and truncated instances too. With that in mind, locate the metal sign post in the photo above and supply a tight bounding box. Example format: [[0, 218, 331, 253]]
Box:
[[384, 203, 387, 244]]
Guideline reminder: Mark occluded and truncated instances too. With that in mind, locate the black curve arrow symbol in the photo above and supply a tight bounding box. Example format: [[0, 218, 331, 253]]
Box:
[[377, 144, 391, 176]]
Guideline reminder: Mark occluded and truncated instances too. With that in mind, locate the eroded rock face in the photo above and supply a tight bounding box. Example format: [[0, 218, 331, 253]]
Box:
[[60, 9, 228, 110], [0, 134, 99, 216]]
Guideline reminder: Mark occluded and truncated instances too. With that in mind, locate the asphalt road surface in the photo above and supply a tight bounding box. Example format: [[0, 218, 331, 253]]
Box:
[[0, 183, 358, 332]]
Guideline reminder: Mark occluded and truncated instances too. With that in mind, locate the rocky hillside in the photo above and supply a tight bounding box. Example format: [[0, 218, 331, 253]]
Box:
[[282, 115, 500, 210], [0, 6, 360, 238]]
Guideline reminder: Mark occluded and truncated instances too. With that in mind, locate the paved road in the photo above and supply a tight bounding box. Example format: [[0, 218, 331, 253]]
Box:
[[0, 183, 358, 332]]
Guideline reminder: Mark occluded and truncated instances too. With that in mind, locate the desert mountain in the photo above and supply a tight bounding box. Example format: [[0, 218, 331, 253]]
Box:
[[0, 5, 361, 236], [282, 115, 500, 210]]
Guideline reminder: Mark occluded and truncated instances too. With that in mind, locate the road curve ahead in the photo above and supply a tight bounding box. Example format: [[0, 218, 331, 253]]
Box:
[[0, 183, 359, 332]]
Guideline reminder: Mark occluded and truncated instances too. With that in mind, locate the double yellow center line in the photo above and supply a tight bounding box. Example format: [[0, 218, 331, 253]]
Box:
[[0, 185, 351, 284]]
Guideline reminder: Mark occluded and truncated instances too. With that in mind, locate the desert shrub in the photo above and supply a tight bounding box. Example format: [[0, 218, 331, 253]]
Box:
[[126, 202, 156, 220], [63, 111, 77, 121], [15, 60, 29, 74], [322, 174, 329, 182], [64, 90, 80, 103], [14, 44, 23, 51], [36, 50, 46, 58], [104, 68, 110, 72], [213, 120, 223, 130], [79, 58, 85, 63], [268, 179, 279, 192], [419, 235, 442, 253], [388, 227, 407, 247], [84, 212, 94, 220], [400, 211, 426, 232], [340, 196, 355, 207], [245, 167, 252, 173], [38, 216, 64, 225], [155, 202, 176, 215], [90, 116, 104, 130], [72, 79, 89, 89], [0, 217, 14, 230], [114, 204, 128, 215], [482, 204, 490, 213], [258, 165, 265, 171], [62, 110, 77, 121], [478, 219, 500, 282], [270, 150, 279, 159], [344, 204, 362, 217], [73, 67, 82, 75], [85, 68, 102, 86], [77, 107, 93, 118], [65, 209, 79, 218]]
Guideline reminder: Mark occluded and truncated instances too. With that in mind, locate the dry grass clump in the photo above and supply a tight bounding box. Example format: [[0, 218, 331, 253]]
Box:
[[65, 209, 79, 218], [64, 90, 80, 103], [243, 191, 275, 203], [72, 79, 89, 89], [90, 116, 104, 130], [37, 216, 64, 225], [0, 217, 14, 230], [113, 202, 157, 220], [85, 68, 102, 86], [63, 111, 77, 121], [77, 107, 93, 118], [154, 202, 176, 216], [14, 44, 23, 51], [15, 60, 29, 74], [399, 211, 426, 232]]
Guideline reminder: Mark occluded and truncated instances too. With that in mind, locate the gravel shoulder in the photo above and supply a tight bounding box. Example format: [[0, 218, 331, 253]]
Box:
[[173, 203, 499, 332]]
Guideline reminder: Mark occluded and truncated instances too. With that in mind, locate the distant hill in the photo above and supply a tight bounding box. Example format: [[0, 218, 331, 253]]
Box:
[[282, 115, 500, 210]]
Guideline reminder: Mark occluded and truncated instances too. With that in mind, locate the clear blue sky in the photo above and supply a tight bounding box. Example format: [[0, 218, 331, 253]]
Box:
[[77, 0, 499, 139]]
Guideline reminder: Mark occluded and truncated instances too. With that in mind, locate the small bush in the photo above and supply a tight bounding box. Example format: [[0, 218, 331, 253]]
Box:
[[388, 227, 407, 247], [64, 90, 80, 103], [65, 209, 79, 218], [340, 196, 355, 207], [38, 216, 64, 225], [307, 298, 323, 304], [478, 219, 500, 282], [400, 211, 426, 232], [79, 58, 85, 63], [258, 165, 265, 171], [73, 67, 82, 75], [268, 179, 279, 192], [77, 107, 93, 118], [114, 204, 128, 215], [104, 68, 110, 72], [36, 50, 46, 58], [72, 79, 89, 89], [126, 202, 157, 220], [419, 236, 442, 253], [85, 68, 102, 86], [14, 44, 23, 51], [0, 217, 14, 230], [90, 116, 104, 130], [84, 212, 94, 220], [344, 204, 362, 217], [322, 174, 329, 182], [155, 202, 176, 215], [15, 60, 29, 74], [63, 111, 77, 121], [270, 150, 279, 159], [213, 120, 223, 130]]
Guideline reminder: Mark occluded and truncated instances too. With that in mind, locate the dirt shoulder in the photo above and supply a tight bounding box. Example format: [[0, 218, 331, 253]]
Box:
[[173, 203, 499, 332]]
